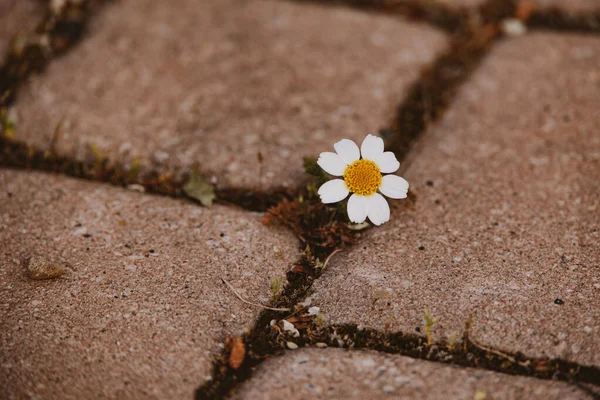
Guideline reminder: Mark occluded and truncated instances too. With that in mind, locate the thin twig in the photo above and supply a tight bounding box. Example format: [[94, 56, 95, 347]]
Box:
[[221, 278, 290, 312], [321, 248, 341, 270], [468, 338, 531, 368]]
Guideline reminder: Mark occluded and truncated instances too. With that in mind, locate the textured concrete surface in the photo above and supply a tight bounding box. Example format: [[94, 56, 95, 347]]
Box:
[[233, 348, 590, 399], [0, 0, 43, 59], [311, 33, 600, 366], [9, 0, 447, 189], [0, 170, 298, 399]]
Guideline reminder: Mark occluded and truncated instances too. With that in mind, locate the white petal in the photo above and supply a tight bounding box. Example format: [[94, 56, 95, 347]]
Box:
[[347, 194, 368, 224], [360, 134, 384, 161], [366, 193, 390, 226], [318, 179, 349, 204], [373, 151, 400, 173], [334, 139, 360, 165], [317, 152, 346, 176], [379, 175, 409, 199]]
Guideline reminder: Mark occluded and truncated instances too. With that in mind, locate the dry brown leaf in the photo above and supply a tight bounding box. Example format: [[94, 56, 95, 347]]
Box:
[[228, 336, 246, 370], [516, 1, 536, 22]]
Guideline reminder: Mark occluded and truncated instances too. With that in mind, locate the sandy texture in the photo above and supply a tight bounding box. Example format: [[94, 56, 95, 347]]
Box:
[[311, 32, 600, 366], [9, 0, 448, 189], [233, 348, 590, 399], [0, 170, 298, 399], [0, 0, 43, 60]]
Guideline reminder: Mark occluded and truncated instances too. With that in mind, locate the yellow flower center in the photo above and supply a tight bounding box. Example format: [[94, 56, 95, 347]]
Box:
[[343, 159, 381, 196]]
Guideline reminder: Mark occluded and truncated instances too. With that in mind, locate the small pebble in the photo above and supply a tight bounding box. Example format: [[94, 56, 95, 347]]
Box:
[[315, 342, 328, 348], [25, 256, 66, 280], [501, 18, 527, 37], [554, 298, 564, 305], [286, 342, 299, 350], [282, 320, 300, 338], [307, 306, 320, 316], [127, 184, 145, 193]]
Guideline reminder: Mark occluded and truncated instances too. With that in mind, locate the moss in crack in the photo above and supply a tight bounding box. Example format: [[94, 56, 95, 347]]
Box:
[[0, 136, 295, 212], [195, 250, 329, 400], [384, 0, 517, 161], [386, 26, 498, 159], [200, 314, 600, 399], [298, 324, 600, 386]]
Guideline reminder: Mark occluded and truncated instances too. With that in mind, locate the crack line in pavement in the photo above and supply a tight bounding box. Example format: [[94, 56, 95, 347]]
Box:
[[0, 0, 108, 108], [0, 138, 296, 211]]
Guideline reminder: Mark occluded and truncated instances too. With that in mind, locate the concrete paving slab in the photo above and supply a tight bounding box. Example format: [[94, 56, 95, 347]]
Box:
[[233, 348, 590, 399], [0, 170, 298, 399], [0, 0, 43, 60], [9, 0, 448, 189], [311, 32, 600, 366]]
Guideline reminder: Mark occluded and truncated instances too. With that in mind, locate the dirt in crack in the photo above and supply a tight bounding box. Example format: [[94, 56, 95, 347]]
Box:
[[0, 0, 112, 108], [0, 137, 295, 211], [383, 0, 517, 163]]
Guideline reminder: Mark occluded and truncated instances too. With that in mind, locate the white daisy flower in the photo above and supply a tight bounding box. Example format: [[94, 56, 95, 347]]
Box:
[[317, 134, 409, 226]]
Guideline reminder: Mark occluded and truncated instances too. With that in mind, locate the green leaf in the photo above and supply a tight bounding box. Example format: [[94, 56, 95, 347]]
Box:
[[183, 170, 215, 207]]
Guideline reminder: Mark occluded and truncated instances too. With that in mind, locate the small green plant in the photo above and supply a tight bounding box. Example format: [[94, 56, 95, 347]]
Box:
[[90, 142, 106, 160], [423, 308, 439, 346], [129, 158, 141, 181], [0, 108, 16, 139], [269, 276, 283, 303], [313, 257, 324, 271], [447, 332, 459, 351], [316, 312, 326, 327]]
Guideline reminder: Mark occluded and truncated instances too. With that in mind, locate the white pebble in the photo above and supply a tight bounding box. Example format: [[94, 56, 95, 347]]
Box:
[[501, 18, 527, 37]]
